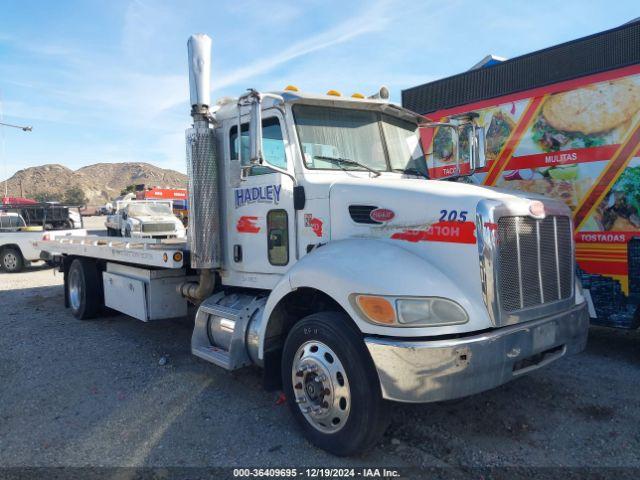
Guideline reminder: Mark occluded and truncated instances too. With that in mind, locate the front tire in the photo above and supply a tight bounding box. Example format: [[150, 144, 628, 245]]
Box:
[[67, 258, 103, 319], [282, 312, 390, 456], [1, 247, 24, 273]]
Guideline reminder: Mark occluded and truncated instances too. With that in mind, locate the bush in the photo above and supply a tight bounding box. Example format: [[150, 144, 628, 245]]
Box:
[[120, 184, 137, 196], [33, 192, 59, 202], [63, 186, 87, 206]]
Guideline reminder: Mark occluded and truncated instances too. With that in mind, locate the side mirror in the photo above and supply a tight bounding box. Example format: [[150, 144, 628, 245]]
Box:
[[422, 118, 486, 178], [423, 122, 460, 178], [249, 95, 263, 166], [470, 124, 486, 172]]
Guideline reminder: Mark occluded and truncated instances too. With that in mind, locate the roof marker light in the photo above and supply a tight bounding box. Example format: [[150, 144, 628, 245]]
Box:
[[284, 85, 299, 92], [351, 93, 365, 99], [326, 89, 342, 97]]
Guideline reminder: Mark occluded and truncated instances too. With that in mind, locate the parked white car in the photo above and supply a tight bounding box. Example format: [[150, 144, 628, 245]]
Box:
[[0, 212, 86, 272], [105, 200, 186, 239]]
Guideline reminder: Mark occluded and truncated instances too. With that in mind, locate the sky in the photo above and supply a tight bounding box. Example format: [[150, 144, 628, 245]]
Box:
[[0, 0, 637, 180]]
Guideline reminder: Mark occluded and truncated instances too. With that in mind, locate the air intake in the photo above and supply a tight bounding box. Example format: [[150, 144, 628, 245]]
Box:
[[349, 205, 380, 224]]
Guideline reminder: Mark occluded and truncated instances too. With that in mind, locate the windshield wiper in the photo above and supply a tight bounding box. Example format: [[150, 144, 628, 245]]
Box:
[[314, 156, 381, 177], [392, 167, 428, 179]]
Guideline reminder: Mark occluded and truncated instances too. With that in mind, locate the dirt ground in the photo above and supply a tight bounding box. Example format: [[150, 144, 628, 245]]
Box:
[[1, 216, 639, 473]]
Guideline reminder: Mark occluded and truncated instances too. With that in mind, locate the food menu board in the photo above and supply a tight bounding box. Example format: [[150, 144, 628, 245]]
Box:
[[423, 65, 640, 323]]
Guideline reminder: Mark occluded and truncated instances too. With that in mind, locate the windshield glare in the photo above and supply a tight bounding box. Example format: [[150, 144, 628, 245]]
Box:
[[294, 105, 426, 175], [128, 203, 173, 216]]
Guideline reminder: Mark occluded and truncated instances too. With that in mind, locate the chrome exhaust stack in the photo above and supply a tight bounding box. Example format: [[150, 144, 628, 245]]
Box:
[[182, 34, 219, 301], [185, 34, 220, 271]]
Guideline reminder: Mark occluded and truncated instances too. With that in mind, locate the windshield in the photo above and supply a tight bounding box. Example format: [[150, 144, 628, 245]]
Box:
[[0, 214, 26, 229], [293, 105, 426, 175], [127, 203, 173, 216]]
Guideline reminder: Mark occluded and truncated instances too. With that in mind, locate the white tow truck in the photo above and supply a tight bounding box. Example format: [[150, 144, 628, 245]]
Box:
[[38, 35, 589, 455], [105, 199, 186, 239]]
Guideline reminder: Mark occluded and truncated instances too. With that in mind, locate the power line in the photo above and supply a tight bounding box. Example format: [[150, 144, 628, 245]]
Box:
[[0, 121, 33, 132]]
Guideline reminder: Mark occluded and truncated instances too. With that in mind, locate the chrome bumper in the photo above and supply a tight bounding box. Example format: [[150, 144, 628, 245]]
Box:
[[365, 302, 589, 403]]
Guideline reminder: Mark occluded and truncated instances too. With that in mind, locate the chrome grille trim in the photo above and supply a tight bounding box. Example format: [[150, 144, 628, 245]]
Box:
[[476, 198, 575, 327], [536, 221, 544, 304], [141, 223, 176, 233], [554, 217, 562, 299]]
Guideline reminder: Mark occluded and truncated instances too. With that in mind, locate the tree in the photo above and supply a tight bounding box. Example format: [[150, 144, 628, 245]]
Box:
[[120, 184, 137, 196], [63, 186, 88, 206], [33, 192, 59, 202]]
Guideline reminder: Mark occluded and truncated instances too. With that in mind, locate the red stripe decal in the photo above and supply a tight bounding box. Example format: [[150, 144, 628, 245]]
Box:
[[391, 221, 476, 244]]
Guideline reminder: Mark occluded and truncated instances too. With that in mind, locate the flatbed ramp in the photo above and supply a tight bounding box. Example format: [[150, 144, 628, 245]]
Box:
[[37, 235, 186, 269]]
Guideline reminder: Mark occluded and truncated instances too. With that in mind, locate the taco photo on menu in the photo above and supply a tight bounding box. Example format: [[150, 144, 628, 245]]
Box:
[[532, 77, 640, 151], [485, 109, 515, 160]]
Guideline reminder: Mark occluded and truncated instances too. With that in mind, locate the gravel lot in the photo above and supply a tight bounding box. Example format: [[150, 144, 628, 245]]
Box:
[[1, 216, 639, 473]]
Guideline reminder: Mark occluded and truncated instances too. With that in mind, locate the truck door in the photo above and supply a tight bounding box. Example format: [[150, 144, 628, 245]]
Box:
[[226, 110, 295, 277]]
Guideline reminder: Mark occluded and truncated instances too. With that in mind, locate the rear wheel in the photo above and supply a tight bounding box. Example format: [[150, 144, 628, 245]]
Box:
[[67, 258, 103, 319], [1, 247, 24, 273], [282, 311, 390, 456]]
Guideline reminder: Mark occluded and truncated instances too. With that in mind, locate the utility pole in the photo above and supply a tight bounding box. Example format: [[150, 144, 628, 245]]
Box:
[[0, 121, 33, 199]]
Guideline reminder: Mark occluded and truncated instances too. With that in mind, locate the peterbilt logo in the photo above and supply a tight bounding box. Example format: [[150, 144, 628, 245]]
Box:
[[529, 201, 545, 218], [370, 208, 395, 222]]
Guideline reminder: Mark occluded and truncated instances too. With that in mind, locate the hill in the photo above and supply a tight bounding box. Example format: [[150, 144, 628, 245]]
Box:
[[1, 162, 188, 205]]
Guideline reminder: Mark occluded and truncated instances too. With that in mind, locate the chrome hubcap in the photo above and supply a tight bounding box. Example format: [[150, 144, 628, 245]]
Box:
[[68, 268, 82, 310], [292, 341, 351, 433], [3, 253, 17, 270]]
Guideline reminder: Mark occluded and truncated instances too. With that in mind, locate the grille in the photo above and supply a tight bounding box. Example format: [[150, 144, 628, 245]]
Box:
[[497, 215, 572, 312], [141, 223, 176, 233], [348, 205, 380, 224]]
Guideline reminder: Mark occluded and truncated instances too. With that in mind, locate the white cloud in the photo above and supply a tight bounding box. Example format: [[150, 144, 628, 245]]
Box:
[[210, 0, 393, 93]]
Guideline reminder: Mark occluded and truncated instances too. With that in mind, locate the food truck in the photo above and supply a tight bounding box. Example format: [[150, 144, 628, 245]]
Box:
[[403, 19, 640, 329]]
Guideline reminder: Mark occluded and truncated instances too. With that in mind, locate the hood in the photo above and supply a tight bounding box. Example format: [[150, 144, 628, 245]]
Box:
[[327, 176, 556, 332], [329, 177, 542, 242]]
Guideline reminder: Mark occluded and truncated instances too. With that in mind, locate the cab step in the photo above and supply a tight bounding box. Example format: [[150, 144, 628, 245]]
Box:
[[191, 292, 266, 370]]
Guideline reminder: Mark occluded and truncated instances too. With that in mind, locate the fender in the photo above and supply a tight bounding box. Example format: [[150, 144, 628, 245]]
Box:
[[258, 238, 491, 360]]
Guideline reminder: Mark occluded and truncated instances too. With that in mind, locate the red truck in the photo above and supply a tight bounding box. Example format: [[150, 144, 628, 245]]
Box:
[[403, 19, 640, 329]]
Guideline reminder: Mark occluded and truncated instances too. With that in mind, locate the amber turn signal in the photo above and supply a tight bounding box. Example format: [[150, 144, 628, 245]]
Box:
[[356, 295, 396, 325]]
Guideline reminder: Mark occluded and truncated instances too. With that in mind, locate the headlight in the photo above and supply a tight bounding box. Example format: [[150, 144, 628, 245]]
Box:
[[397, 298, 467, 326], [353, 295, 468, 327], [131, 223, 141, 231]]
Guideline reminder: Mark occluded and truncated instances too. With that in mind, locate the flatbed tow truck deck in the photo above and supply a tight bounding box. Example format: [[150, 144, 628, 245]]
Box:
[[38, 235, 186, 269]]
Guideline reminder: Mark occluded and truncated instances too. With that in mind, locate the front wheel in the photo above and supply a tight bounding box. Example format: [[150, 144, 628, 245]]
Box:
[[281, 312, 390, 456], [0, 247, 24, 273]]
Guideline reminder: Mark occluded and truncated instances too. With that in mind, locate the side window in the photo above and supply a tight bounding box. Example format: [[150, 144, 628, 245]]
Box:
[[267, 210, 288, 266], [229, 117, 287, 176]]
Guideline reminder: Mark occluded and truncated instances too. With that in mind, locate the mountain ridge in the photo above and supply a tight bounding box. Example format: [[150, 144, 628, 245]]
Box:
[[1, 162, 188, 204]]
